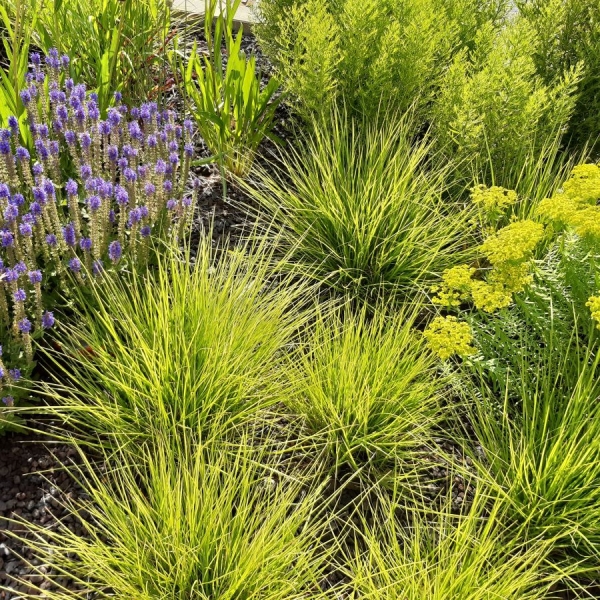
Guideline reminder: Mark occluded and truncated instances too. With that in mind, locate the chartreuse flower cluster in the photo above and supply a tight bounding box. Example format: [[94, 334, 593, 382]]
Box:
[[423, 315, 476, 361], [425, 186, 545, 360], [537, 163, 600, 239], [0, 50, 197, 406], [432, 219, 544, 314]]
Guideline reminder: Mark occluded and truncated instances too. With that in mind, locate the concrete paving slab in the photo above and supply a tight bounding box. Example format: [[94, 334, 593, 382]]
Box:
[[171, 0, 258, 33]]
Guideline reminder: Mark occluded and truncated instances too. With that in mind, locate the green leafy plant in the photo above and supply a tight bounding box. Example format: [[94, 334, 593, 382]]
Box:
[[0, 0, 37, 143], [283, 304, 442, 480], [241, 108, 468, 305], [179, 0, 281, 177], [5, 0, 175, 113]]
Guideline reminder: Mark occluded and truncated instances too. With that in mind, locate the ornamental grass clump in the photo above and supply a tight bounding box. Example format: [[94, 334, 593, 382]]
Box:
[[0, 49, 196, 413], [283, 305, 442, 481]]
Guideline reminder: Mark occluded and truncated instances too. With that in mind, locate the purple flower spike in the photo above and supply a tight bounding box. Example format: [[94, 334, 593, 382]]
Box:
[[42, 311, 55, 329], [16, 147, 30, 162], [65, 131, 77, 146], [4, 204, 18, 222], [166, 199, 177, 211], [80, 132, 92, 149], [8, 115, 18, 133], [62, 223, 76, 247], [108, 240, 122, 263], [123, 168, 137, 183], [13, 289, 26, 303], [114, 91, 122, 103], [80, 164, 92, 180], [30, 202, 42, 216], [88, 195, 102, 212], [144, 182, 156, 197], [0, 184, 9, 198], [28, 270, 42, 284], [80, 237, 92, 252], [1, 231, 14, 248], [9, 368, 20, 380], [14, 261, 26, 275], [108, 145, 119, 162], [19, 89, 31, 105], [46, 234, 57, 247], [115, 185, 129, 206], [11, 193, 25, 206], [19, 223, 33, 237], [184, 143, 194, 158], [92, 260, 104, 276], [128, 207, 142, 226], [2, 397, 14, 407], [66, 179, 78, 196], [69, 257, 82, 273], [18, 318, 32, 334], [140, 225, 151, 237]]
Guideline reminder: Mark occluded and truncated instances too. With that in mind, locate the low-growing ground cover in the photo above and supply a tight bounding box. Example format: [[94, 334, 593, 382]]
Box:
[[0, 0, 600, 598]]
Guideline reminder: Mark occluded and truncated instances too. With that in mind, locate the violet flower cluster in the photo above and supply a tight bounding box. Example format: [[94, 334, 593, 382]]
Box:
[[0, 49, 198, 403]]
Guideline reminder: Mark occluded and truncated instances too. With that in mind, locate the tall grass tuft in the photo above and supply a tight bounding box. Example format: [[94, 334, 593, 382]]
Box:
[[466, 322, 600, 576], [283, 304, 442, 480], [10, 437, 332, 599], [29, 235, 311, 452], [242, 109, 468, 305], [344, 488, 557, 599]]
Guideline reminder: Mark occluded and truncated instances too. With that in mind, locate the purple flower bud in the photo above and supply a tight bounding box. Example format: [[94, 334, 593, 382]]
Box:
[[37, 124, 49, 138], [108, 145, 119, 162], [115, 185, 129, 206], [32, 162, 43, 177], [92, 259, 103, 276], [35, 141, 49, 160], [98, 121, 111, 136], [88, 195, 101, 212], [166, 199, 177, 210], [32, 187, 47, 205], [65, 130, 76, 146], [30, 52, 41, 66], [9, 368, 20, 380], [182, 196, 192, 207], [4, 268, 18, 282], [49, 89, 61, 103], [184, 143, 194, 158], [42, 311, 55, 329], [168, 140, 178, 152], [140, 225, 151, 237], [144, 182, 156, 196], [80, 164, 92, 180], [128, 207, 142, 226], [138, 164, 148, 179], [68, 257, 82, 273], [66, 179, 78, 196], [16, 147, 30, 162], [56, 104, 68, 121], [140, 105, 152, 121], [146, 134, 157, 148], [43, 179, 55, 197], [8, 115, 18, 133], [175, 125, 183, 139], [28, 270, 42, 284], [75, 107, 86, 123], [108, 240, 122, 263], [159, 131, 168, 143], [123, 168, 137, 183], [13, 288, 26, 302], [109, 209, 116, 223], [99, 181, 113, 198], [0, 140, 10, 155], [52, 119, 63, 133], [46, 233, 57, 246], [87, 101, 100, 121], [19, 89, 31, 105], [164, 180, 173, 193], [80, 132, 92, 149], [130, 107, 140, 120], [128, 122, 143, 141], [61, 55, 70, 69], [139, 205, 149, 219], [1, 231, 14, 247], [69, 95, 81, 110], [114, 91, 122, 103], [108, 108, 121, 127], [80, 237, 92, 252], [184, 119, 193, 133], [11, 193, 24, 206], [155, 159, 166, 175], [49, 141, 59, 155], [4, 204, 18, 222], [0, 184, 9, 198], [19, 223, 32, 237], [90, 92, 98, 103], [169, 152, 179, 165], [15, 261, 26, 274], [62, 223, 76, 246], [30, 202, 42, 216], [65, 78, 74, 92], [18, 318, 32, 334]]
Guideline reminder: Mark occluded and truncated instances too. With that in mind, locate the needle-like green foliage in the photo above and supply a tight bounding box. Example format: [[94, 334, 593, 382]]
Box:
[[32, 236, 311, 452], [10, 437, 332, 599], [283, 304, 442, 480], [242, 109, 468, 305], [344, 488, 557, 599]]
